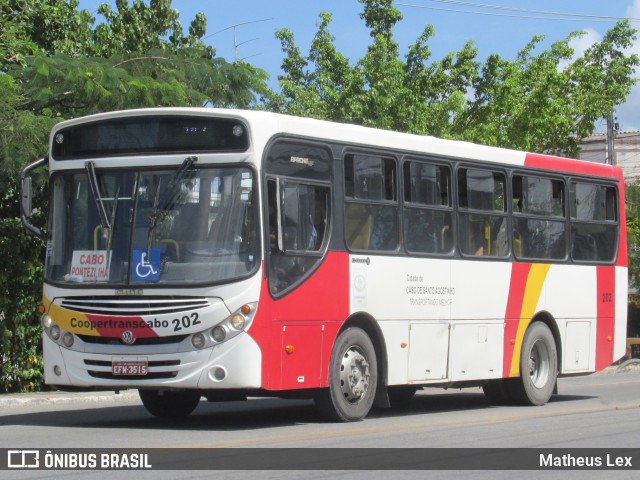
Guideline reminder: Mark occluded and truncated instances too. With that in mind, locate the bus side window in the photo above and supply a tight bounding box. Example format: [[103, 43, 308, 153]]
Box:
[[457, 167, 507, 258], [344, 153, 398, 252], [267, 178, 330, 295], [513, 175, 567, 261], [570, 182, 617, 262], [403, 160, 453, 255]]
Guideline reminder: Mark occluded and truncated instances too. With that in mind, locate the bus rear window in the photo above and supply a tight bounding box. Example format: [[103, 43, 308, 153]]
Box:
[[51, 116, 249, 159]]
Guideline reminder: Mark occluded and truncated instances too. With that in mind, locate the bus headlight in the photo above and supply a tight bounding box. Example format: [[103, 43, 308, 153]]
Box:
[[43, 315, 76, 349], [211, 326, 226, 343], [192, 332, 206, 349], [42, 314, 53, 329], [50, 324, 61, 341], [62, 332, 74, 348], [230, 313, 246, 330], [187, 302, 257, 350]]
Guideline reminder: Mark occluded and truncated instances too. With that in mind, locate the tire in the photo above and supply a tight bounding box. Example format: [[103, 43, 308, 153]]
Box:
[[139, 389, 201, 418], [507, 322, 558, 406], [482, 379, 514, 405], [315, 327, 378, 422]]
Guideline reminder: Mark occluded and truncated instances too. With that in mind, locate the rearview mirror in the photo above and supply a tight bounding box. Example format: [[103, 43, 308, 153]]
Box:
[[21, 176, 33, 219]]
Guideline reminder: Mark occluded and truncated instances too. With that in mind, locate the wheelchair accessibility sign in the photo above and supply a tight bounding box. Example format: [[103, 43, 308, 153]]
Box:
[[131, 249, 161, 282]]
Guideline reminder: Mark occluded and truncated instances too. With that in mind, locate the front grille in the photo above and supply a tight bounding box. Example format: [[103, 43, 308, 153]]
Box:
[[87, 371, 178, 380], [77, 334, 188, 346], [84, 359, 180, 367], [60, 296, 209, 316]]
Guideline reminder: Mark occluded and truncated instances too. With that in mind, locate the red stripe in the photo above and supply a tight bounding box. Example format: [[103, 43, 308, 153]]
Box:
[[503, 263, 532, 377], [249, 252, 350, 390], [85, 313, 159, 338], [595, 266, 616, 370], [524, 152, 621, 178]]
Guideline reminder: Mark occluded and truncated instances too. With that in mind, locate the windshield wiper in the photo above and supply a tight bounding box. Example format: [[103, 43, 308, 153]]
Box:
[[147, 156, 198, 252], [86, 161, 110, 229], [163, 156, 198, 209], [107, 187, 119, 252], [86, 161, 119, 252]]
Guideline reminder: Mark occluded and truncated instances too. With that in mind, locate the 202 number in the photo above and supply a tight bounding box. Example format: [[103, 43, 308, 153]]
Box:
[[172, 312, 200, 331]]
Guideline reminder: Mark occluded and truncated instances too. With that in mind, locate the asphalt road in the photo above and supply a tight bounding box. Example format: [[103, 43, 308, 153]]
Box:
[[1, 361, 639, 480]]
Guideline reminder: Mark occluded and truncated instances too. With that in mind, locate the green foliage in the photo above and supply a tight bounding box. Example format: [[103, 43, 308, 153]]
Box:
[[93, 0, 212, 57], [460, 22, 640, 157], [0, 217, 45, 393], [270, 0, 639, 158], [1, 0, 94, 58], [0, 54, 53, 393]]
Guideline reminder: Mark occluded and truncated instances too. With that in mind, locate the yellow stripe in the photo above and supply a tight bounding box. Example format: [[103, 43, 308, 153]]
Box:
[[47, 302, 95, 335], [509, 263, 551, 377]]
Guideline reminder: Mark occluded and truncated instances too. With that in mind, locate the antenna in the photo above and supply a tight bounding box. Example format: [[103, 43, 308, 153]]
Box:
[[204, 18, 273, 62]]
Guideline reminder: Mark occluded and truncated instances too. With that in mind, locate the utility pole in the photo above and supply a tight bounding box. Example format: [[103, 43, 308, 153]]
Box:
[[606, 113, 618, 165]]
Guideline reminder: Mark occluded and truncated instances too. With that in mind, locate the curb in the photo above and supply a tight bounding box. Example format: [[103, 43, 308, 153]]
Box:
[[614, 358, 640, 373], [596, 358, 640, 375], [0, 389, 140, 410]]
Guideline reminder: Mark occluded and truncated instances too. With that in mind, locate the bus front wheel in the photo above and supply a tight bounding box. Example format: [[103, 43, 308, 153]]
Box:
[[508, 322, 558, 406], [315, 327, 378, 422], [139, 389, 201, 418]]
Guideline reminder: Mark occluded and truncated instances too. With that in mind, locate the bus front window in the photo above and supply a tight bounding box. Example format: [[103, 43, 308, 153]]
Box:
[[45, 166, 258, 286]]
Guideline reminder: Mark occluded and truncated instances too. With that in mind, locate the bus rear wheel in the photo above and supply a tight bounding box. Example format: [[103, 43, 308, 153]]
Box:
[[508, 322, 558, 406], [139, 389, 201, 418], [315, 327, 377, 422]]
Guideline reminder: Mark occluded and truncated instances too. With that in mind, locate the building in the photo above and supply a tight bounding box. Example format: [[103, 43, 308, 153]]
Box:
[[579, 131, 640, 183]]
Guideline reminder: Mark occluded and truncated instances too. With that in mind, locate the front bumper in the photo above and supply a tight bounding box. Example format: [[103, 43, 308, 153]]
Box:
[[43, 331, 262, 390]]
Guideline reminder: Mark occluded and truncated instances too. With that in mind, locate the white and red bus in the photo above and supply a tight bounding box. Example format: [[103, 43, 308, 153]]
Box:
[[21, 108, 627, 421]]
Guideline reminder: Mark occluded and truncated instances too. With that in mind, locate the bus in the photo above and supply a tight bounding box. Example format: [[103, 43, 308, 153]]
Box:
[[20, 108, 627, 421]]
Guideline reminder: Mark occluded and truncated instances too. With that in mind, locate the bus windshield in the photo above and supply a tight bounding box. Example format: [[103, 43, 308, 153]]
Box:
[[45, 164, 258, 286]]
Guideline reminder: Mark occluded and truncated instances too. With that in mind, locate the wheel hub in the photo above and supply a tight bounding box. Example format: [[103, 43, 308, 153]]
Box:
[[339, 347, 370, 404], [529, 339, 550, 388]]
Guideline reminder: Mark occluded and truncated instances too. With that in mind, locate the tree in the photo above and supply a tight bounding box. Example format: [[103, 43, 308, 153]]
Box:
[[0, 71, 52, 392], [461, 22, 640, 156], [87, 0, 269, 109], [1, 0, 94, 58], [2, 0, 270, 114], [270, 0, 639, 157], [93, 0, 211, 57]]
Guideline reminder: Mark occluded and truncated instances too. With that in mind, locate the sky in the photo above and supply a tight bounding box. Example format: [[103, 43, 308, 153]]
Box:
[[78, 0, 640, 133]]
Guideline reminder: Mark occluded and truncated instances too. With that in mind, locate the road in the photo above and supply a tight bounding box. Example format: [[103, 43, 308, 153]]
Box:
[[1, 364, 639, 479]]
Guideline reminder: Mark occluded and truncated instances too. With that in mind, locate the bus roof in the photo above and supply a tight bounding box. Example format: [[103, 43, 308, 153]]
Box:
[[50, 107, 623, 181]]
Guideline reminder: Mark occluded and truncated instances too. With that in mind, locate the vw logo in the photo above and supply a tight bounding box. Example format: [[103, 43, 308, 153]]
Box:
[[121, 330, 136, 345]]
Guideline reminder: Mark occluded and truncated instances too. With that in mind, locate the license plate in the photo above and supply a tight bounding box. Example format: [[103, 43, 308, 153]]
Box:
[[112, 359, 148, 376]]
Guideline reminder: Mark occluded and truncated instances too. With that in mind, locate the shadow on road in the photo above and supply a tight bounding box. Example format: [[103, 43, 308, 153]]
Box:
[[0, 388, 596, 432]]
